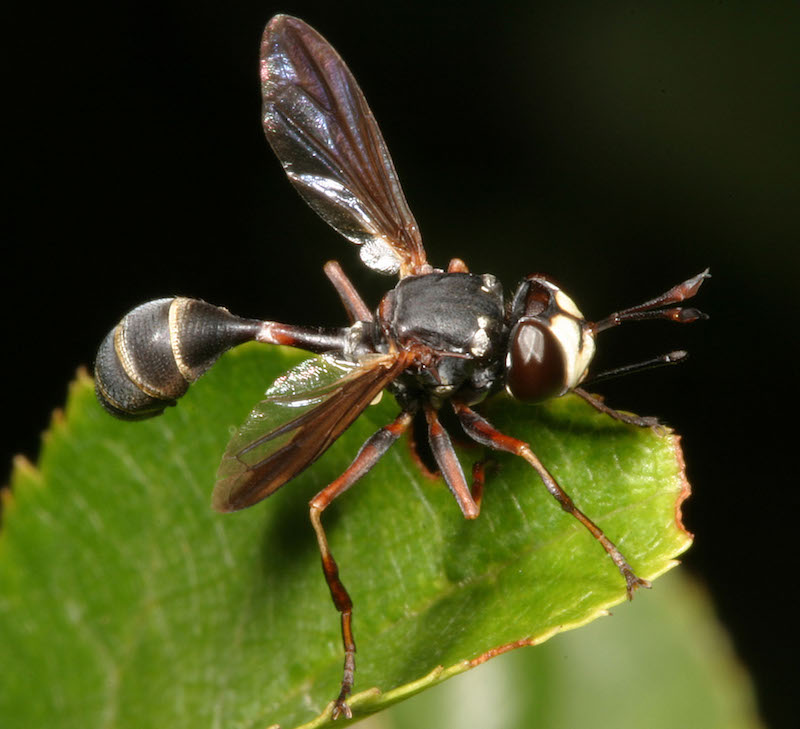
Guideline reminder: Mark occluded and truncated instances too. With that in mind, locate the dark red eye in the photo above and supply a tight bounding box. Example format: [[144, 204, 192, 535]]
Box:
[[505, 320, 566, 402]]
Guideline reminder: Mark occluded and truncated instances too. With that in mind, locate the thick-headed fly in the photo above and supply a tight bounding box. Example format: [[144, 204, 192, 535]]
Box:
[[94, 15, 708, 719]]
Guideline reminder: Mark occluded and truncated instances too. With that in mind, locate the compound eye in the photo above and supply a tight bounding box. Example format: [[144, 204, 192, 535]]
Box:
[[505, 320, 566, 402]]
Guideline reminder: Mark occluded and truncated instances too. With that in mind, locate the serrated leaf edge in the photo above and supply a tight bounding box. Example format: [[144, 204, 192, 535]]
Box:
[[289, 558, 687, 729]]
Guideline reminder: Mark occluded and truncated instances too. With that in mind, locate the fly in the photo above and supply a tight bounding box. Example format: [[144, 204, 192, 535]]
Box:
[[94, 15, 708, 719]]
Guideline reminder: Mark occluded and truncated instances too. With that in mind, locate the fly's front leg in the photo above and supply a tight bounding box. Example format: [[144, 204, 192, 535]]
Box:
[[308, 410, 413, 719], [453, 402, 650, 598], [573, 387, 664, 432]]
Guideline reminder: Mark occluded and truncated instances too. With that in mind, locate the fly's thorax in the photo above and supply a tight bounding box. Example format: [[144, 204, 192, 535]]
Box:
[[379, 271, 507, 406], [504, 275, 596, 402], [380, 272, 506, 358]]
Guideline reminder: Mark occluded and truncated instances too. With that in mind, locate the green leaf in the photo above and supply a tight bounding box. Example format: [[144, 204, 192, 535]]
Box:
[[1, 343, 691, 729], [362, 570, 764, 729]]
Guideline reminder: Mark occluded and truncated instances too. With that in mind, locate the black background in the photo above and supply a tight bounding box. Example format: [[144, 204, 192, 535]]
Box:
[[6, 1, 798, 726]]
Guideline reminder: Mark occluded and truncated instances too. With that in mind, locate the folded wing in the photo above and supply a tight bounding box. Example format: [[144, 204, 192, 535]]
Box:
[[213, 352, 410, 512]]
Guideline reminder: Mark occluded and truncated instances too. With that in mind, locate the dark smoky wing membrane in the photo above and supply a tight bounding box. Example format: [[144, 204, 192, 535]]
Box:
[[260, 15, 427, 276]]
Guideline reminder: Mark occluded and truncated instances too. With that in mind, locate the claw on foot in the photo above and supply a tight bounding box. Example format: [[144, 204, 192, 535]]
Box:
[[648, 419, 669, 437], [331, 702, 352, 721], [625, 573, 652, 600], [331, 693, 352, 720]]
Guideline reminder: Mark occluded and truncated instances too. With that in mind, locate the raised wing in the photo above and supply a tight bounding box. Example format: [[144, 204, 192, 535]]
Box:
[[260, 14, 427, 277], [213, 352, 410, 512]]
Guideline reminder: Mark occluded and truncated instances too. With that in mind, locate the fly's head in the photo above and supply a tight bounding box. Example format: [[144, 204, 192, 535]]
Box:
[[504, 275, 596, 403]]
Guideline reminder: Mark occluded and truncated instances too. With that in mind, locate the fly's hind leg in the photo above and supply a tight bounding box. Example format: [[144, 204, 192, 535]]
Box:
[[452, 401, 650, 598], [309, 410, 413, 719], [323, 260, 373, 323]]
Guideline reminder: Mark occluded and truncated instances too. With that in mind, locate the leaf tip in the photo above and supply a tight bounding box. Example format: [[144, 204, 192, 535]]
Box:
[[0, 482, 11, 522], [1, 455, 43, 526], [41, 407, 67, 447], [74, 364, 93, 385], [11, 453, 40, 480]]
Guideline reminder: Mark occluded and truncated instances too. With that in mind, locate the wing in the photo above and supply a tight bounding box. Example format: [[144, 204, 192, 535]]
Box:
[[260, 14, 427, 277], [212, 352, 410, 512]]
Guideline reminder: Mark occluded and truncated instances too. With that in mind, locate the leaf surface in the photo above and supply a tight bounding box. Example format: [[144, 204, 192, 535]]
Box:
[[0, 344, 691, 728]]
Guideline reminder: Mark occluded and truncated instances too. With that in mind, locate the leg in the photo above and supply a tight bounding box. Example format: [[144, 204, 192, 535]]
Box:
[[469, 458, 495, 511], [253, 262, 374, 353], [253, 263, 364, 352], [447, 258, 469, 273], [324, 260, 373, 323], [405, 416, 440, 481], [591, 269, 710, 333], [453, 401, 650, 598], [573, 387, 663, 432], [309, 410, 413, 719], [424, 406, 480, 519]]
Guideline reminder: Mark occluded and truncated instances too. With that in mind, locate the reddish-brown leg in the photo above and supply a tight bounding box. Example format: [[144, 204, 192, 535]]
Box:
[[323, 260, 373, 323], [309, 410, 413, 719], [424, 405, 480, 519], [469, 459, 493, 511], [452, 401, 650, 598], [573, 387, 663, 432], [252, 262, 374, 352]]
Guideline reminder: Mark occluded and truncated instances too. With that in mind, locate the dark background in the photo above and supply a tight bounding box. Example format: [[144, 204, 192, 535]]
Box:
[[6, 1, 798, 726]]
